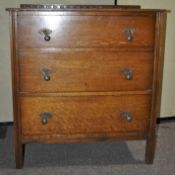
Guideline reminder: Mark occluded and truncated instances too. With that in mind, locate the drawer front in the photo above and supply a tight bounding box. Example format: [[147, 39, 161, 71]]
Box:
[[19, 51, 153, 92], [20, 95, 151, 136], [17, 15, 155, 48]]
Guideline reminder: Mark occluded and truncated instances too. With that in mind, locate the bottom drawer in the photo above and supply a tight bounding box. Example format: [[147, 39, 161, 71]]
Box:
[[20, 95, 151, 136]]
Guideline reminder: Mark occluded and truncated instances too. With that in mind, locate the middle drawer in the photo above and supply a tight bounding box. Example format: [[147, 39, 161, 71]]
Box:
[[19, 50, 153, 92]]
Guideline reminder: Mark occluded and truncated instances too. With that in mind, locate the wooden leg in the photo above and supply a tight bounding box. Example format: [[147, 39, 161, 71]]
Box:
[[145, 135, 156, 164], [15, 143, 25, 169]]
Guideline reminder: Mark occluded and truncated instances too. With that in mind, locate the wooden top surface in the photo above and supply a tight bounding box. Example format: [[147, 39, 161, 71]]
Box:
[[6, 4, 168, 12]]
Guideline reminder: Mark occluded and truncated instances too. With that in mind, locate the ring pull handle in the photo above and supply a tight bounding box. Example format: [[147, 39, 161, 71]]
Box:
[[40, 112, 52, 125], [121, 112, 132, 122], [124, 28, 136, 42], [39, 28, 52, 42], [122, 68, 133, 80], [41, 68, 51, 81]]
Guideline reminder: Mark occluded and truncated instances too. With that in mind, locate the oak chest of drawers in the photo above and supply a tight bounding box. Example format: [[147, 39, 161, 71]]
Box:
[[7, 4, 167, 168]]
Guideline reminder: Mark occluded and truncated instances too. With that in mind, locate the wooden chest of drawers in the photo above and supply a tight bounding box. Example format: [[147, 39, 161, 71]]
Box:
[[7, 5, 167, 168]]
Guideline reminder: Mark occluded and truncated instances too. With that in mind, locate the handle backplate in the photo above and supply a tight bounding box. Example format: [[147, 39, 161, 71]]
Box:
[[39, 28, 52, 41], [124, 28, 136, 41], [40, 112, 52, 125], [41, 68, 51, 81], [122, 68, 133, 80], [121, 112, 132, 122]]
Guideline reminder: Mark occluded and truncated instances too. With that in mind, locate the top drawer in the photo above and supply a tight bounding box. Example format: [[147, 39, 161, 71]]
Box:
[[17, 14, 155, 48]]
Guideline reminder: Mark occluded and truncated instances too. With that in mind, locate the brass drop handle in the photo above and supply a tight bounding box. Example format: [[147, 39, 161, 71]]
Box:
[[121, 112, 132, 122], [122, 68, 133, 80], [124, 28, 136, 42], [40, 112, 52, 125], [41, 68, 51, 81], [39, 28, 52, 42]]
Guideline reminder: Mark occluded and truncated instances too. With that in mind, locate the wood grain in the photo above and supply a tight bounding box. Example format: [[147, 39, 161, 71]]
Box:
[[19, 51, 153, 92], [20, 95, 151, 136], [17, 15, 155, 48]]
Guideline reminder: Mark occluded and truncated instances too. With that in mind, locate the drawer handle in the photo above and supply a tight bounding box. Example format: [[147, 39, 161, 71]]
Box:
[[121, 112, 132, 122], [122, 68, 133, 80], [124, 28, 135, 42], [39, 28, 52, 42], [40, 112, 52, 125], [41, 68, 51, 81]]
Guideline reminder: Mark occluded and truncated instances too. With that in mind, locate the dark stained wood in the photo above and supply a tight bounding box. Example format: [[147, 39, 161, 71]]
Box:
[[7, 5, 168, 168], [17, 15, 155, 48], [19, 51, 154, 92], [20, 4, 141, 10], [9, 11, 24, 169], [6, 7, 168, 13], [145, 11, 167, 164]]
